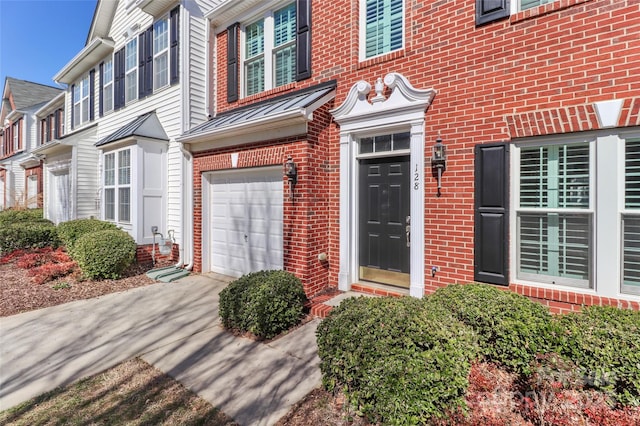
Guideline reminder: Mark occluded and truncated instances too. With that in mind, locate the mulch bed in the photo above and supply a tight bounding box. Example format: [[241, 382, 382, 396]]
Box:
[[0, 260, 159, 317]]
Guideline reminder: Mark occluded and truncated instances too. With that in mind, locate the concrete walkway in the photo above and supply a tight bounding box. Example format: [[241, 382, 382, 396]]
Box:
[[0, 273, 322, 426]]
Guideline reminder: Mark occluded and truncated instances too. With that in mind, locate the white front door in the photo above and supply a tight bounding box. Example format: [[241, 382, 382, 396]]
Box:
[[27, 175, 38, 208], [51, 171, 71, 224], [208, 167, 283, 277]]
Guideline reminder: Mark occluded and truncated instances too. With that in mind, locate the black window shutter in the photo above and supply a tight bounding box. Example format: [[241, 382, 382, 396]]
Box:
[[138, 30, 147, 99], [476, 0, 510, 26], [114, 47, 125, 110], [295, 0, 311, 81], [70, 84, 75, 130], [145, 26, 153, 96], [170, 6, 180, 85], [99, 62, 104, 117], [227, 22, 239, 103], [89, 69, 95, 121], [53, 110, 59, 139], [474, 142, 510, 285]]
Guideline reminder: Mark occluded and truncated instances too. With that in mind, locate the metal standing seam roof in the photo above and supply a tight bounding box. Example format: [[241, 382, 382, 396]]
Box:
[[182, 80, 337, 138], [95, 111, 168, 147]]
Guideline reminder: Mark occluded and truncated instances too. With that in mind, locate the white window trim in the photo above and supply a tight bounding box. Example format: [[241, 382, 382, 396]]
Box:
[[240, 1, 295, 98], [103, 58, 114, 113], [510, 0, 557, 13], [510, 130, 640, 302], [125, 38, 138, 103], [358, 0, 405, 62], [103, 147, 132, 225], [153, 16, 169, 90], [73, 75, 90, 126]]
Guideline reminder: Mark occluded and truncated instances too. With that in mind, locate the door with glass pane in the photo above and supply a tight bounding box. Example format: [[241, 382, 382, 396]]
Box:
[[359, 156, 410, 287]]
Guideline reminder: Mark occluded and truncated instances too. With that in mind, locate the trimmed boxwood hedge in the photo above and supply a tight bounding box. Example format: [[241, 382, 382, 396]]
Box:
[[56, 218, 119, 257], [219, 270, 307, 340], [0, 221, 59, 254], [426, 283, 558, 376], [0, 208, 44, 224], [73, 229, 136, 280], [556, 306, 640, 406], [316, 296, 478, 425]]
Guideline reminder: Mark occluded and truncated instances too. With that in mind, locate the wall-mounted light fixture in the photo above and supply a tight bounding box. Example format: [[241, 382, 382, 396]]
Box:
[[284, 155, 297, 200], [431, 136, 447, 197]]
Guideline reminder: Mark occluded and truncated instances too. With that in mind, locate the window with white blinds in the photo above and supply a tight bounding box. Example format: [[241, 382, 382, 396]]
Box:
[[517, 143, 592, 287], [363, 0, 403, 59], [243, 3, 296, 97], [622, 139, 640, 295], [520, 0, 556, 11]]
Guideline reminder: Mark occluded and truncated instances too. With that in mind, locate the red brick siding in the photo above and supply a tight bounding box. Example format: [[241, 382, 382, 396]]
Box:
[[203, 0, 640, 308], [24, 164, 43, 208], [136, 243, 179, 266]]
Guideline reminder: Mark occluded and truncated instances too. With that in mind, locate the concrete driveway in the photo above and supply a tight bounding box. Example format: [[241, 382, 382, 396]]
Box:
[[0, 273, 322, 426]]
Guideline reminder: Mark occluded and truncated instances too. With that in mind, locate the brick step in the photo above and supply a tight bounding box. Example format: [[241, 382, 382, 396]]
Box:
[[307, 283, 406, 318]]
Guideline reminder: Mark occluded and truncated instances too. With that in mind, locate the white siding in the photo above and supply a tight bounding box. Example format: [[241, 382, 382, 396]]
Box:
[[74, 132, 99, 219]]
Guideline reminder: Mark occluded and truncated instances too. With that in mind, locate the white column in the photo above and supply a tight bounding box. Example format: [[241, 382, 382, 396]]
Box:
[[410, 121, 425, 298], [338, 133, 352, 291]]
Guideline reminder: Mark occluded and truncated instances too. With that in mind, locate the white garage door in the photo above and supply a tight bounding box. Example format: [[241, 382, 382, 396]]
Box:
[[209, 167, 283, 277]]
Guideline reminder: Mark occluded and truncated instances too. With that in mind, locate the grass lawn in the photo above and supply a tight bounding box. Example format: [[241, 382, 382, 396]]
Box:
[[0, 358, 237, 426]]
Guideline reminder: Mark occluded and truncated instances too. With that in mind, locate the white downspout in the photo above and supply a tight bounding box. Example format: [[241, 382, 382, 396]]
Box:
[[176, 143, 193, 270]]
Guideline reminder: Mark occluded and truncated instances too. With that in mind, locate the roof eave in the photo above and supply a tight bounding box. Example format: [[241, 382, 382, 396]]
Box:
[[177, 108, 308, 145], [54, 38, 115, 85]]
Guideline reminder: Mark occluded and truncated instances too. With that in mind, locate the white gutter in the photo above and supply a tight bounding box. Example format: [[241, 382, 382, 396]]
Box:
[[54, 37, 115, 84]]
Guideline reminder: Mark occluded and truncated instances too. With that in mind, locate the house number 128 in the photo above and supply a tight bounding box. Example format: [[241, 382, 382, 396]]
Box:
[[414, 164, 420, 190]]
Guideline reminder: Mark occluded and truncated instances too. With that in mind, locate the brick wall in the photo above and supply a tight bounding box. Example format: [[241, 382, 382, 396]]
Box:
[[136, 243, 179, 266], [24, 164, 43, 208], [203, 0, 640, 308]]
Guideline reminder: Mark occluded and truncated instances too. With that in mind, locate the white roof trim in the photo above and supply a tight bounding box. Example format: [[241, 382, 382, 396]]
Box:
[[35, 92, 65, 117], [54, 37, 115, 84]]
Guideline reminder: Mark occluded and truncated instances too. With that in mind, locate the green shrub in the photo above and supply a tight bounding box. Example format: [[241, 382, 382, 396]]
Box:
[[219, 270, 307, 340], [556, 306, 640, 406], [73, 229, 136, 280], [316, 296, 478, 424], [427, 283, 557, 376], [57, 218, 119, 256], [0, 208, 44, 224], [0, 221, 59, 254]]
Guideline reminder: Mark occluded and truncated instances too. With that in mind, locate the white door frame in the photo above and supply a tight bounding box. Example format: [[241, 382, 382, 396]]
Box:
[[331, 73, 436, 298]]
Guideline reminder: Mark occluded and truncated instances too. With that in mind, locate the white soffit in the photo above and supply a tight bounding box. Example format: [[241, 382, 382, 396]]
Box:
[[54, 37, 115, 85]]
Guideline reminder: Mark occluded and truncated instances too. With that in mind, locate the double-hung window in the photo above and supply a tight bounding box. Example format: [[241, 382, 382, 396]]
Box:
[[622, 139, 640, 295], [103, 59, 114, 113], [104, 148, 131, 223], [361, 0, 403, 59], [516, 142, 592, 288], [12, 119, 21, 151], [125, 38, 138, 103], [153, 18, 169, 89], [243, 3, 296, 97], [73, 75, 90, 126]]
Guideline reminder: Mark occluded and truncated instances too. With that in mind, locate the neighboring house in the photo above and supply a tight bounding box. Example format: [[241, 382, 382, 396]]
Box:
[[0, 78, 62, 210], [38, 0, 217, 267], [176, 0, 640, 311]]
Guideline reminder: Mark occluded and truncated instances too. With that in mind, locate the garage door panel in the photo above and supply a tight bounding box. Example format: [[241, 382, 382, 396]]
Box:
[[208, 168, 283, 276]]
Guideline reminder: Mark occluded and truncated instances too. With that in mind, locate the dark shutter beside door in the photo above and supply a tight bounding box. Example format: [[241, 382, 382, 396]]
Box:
[[295, 0, 311, 81], [226, 23, 239, 103], [474, 142, 510, 285], [476, 0, 510, 26], [170, 6, 180, 85]]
